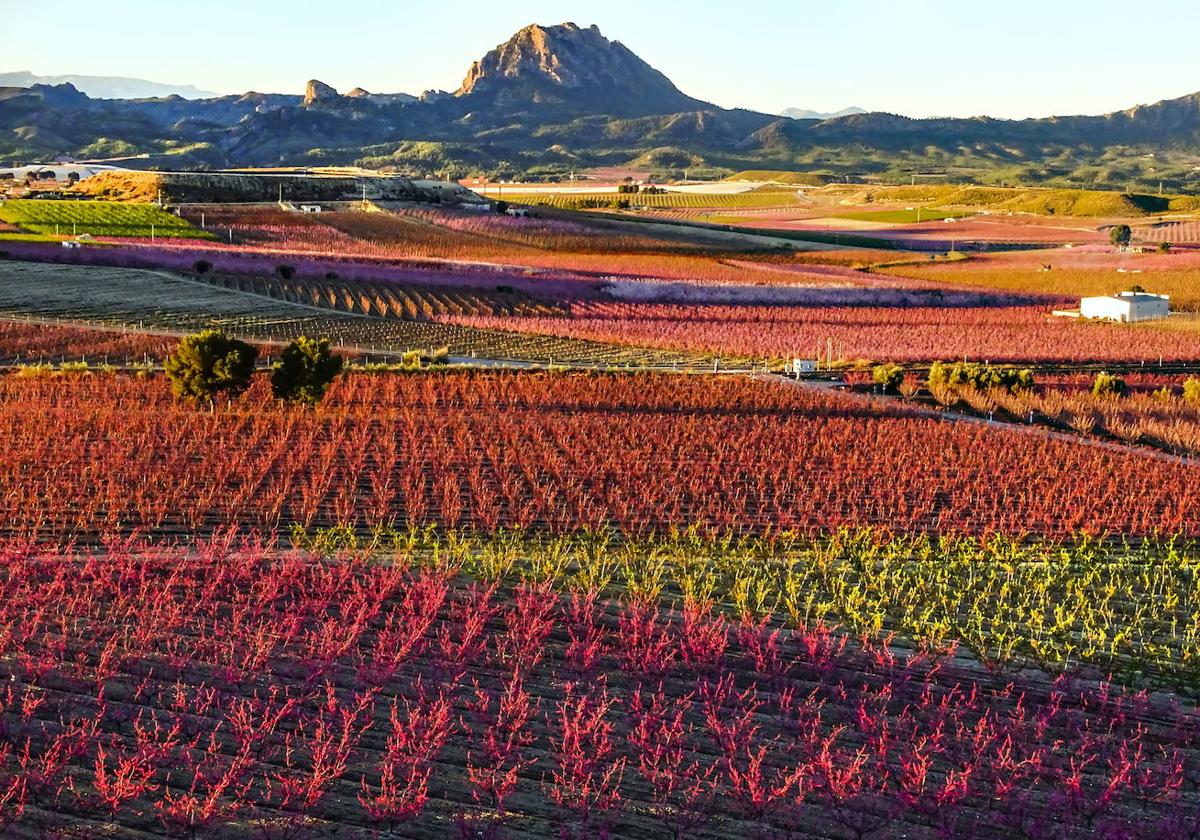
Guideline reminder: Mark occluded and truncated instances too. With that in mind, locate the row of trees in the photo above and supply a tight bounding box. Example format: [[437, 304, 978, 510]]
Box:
[[871, 361, 1035, 395], [873, 362, 1200, 405], [164, 331, 343, 407], [615, 184, 667, 195]]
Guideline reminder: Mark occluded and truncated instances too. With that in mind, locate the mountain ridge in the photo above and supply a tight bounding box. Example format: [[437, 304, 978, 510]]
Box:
[[1, 23, 1199, 191], [781, 106, 868, 120], [0, 71, 216, 100]]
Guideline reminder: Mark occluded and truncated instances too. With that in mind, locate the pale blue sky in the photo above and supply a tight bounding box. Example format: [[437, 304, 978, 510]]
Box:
[[5, 0, 1198, 118]]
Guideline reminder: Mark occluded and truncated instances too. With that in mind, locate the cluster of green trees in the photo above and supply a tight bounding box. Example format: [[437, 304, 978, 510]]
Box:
[[928, 361, 1035, 394], [164, 331, 343, 408], [1094, 374, 1200, 401], [616, 183, 667, 195], [870, 361, 1200, 408], [870, 363, 905, 393]]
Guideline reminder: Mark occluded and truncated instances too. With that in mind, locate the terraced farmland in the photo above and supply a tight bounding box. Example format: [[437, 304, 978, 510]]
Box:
[[0, 261, 702, 367]]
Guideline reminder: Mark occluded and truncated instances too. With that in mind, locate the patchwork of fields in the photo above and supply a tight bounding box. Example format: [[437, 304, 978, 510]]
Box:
[[5, 188, 1200, 838], [0, 262, 701, 367]]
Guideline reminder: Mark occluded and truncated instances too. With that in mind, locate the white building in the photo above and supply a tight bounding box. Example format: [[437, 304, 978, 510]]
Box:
[[1079, 291, 1170, 323]]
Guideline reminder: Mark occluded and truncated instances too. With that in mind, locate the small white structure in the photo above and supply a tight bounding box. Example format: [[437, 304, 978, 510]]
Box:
[[1079, 291, 1170, 323], [61, 240, 81, 250], [299, 204, 322, 214], [786, 358, 817, 374]]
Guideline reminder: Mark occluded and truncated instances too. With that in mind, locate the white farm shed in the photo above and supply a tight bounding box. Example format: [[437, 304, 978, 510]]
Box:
[[1079, 291, 1170, 323]]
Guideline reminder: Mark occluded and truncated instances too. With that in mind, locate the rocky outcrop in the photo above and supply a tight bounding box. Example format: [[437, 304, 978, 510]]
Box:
[[456, 22, 706, 116], [303, 79, 339, 106]]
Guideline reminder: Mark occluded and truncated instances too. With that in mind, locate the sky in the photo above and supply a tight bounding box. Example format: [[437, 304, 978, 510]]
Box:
[[4, 0, 1198, 119]]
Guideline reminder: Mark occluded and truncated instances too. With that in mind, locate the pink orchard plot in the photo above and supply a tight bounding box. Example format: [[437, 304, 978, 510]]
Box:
[[1135, 221, 1200, 245], [0, 541, 1198, 840], [706, 215, 1112, 250], [880, 248, 1200, 309], [440, 302, 1200, 364]]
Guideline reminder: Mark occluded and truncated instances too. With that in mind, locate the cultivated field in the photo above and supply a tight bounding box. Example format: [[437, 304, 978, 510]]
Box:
[[832, 208, 964, 224], [0, 262, 700, 367], [0, 319, 181, 364], [0, 199, 207, 239], [915, 375, 1200, 457], [881, 248, 1200, 309], [438, 301, 1200, 364], [3, 537, 1200, 839], [3, 372, 1196, 540], [505, 188, 805, 210]]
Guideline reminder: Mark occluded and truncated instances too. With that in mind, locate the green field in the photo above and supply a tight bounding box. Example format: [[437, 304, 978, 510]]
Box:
[[725, 170, 834, 186], [834, 207, 962, 224], [0, 199, 209, 239]]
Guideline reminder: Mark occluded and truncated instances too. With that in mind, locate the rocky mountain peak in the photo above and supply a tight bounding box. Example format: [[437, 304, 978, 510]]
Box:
[[303, 79, 339, 106], [455, 22, 704, 116]]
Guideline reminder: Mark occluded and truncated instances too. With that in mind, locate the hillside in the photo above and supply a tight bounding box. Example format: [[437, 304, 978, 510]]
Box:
[[828, 184, 1200, 217], [2, 22, 1200, 191]]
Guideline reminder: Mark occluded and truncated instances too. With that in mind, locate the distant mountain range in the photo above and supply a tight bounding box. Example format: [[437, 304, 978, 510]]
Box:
[[0, 71, 216, 100], [2, 24, 1199, 192], [781, 106, 867, 120]]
